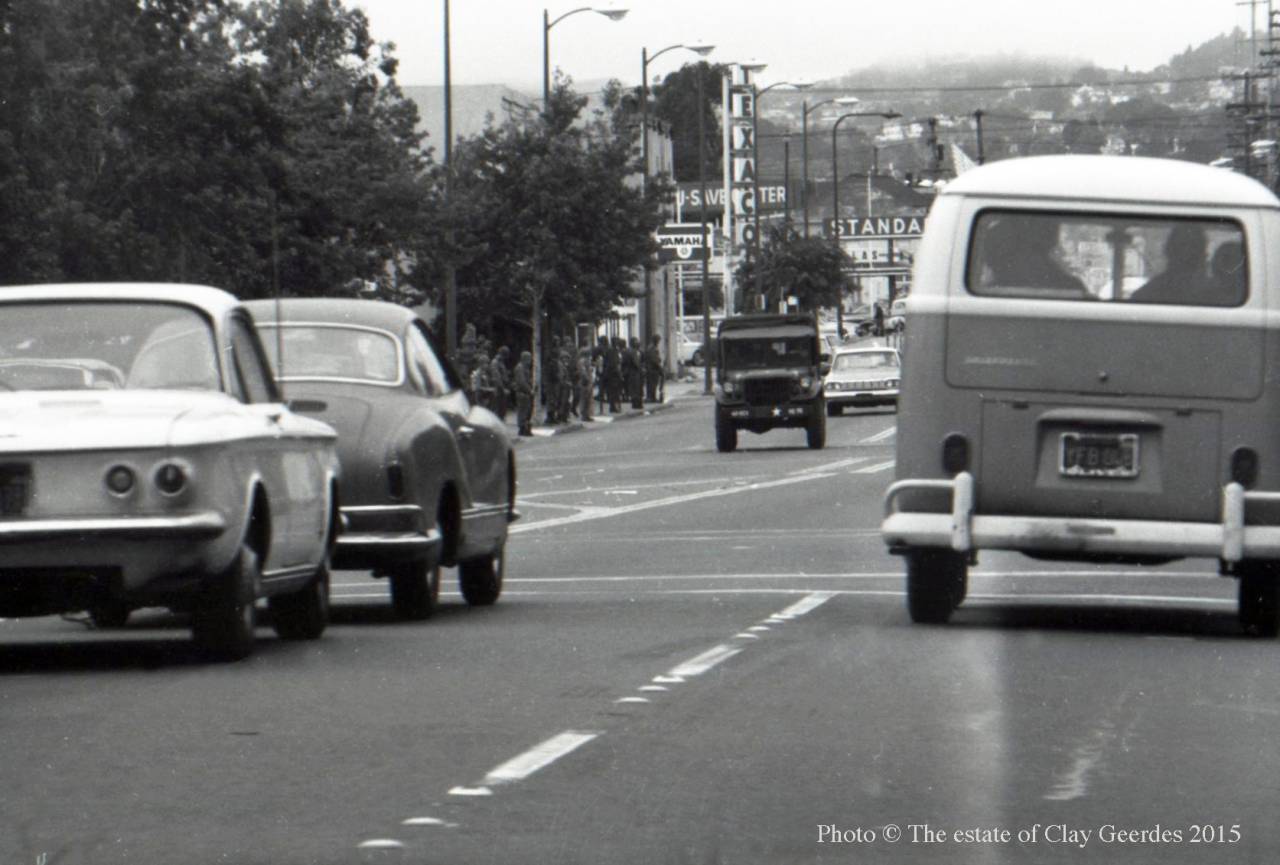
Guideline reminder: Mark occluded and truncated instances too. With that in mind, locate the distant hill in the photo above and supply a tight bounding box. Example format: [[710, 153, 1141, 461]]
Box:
[[401, 84, 534, 155], [403, 80, 617, 153]]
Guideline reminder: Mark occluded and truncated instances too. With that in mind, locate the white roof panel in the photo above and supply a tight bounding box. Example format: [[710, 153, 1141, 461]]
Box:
[[941, 155, 1279, 209]]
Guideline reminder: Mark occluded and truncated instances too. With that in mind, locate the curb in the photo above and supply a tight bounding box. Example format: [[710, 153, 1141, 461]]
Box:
[[509, 399, 680, 444]]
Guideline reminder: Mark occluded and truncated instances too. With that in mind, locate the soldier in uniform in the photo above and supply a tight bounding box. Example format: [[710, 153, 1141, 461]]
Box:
[[644, 334, 664, 403], [513, 351, 534, 437], [469, 350, 494, 409], [489, 346, 511, 421], [561, 343, 577, 420], [604, 337, 623, 413], [543, 336, 562, 424], [627, 337, 645, 409], [577, 346, 595, 422]]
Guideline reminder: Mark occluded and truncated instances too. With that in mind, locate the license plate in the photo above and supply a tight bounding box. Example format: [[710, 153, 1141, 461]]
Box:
[[0, 464, 31, 516], [1059, 432, 1139, 479]]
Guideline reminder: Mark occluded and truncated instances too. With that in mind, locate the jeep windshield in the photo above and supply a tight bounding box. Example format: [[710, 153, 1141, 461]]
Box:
[[722, 336, 815, 370]]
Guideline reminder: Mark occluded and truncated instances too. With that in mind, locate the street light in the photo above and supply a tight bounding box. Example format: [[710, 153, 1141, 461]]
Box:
[[830, 110, 900, 333], [749, 80, 811, 306], [801, 95, 860, 238], [542, 6, 629, 105], [640, 41, 714, 346]]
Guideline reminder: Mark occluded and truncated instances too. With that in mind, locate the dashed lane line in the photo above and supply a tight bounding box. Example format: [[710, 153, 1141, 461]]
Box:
[[852, 459, 896, 474], [860, 426, 897, 444]]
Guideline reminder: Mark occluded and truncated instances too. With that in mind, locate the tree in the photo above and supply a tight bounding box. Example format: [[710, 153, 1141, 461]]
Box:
[[735, 227, 850, 313], [446, 78, 662, 384], [0, 0, 436, 299], [650, 62, 729, 183]]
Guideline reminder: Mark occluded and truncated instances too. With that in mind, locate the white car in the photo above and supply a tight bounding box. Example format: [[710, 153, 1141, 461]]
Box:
[[822, 344, 901, 415], [0, 284, 341, 660], [676, 332, 705, 366], [886, 298, 907, 332]]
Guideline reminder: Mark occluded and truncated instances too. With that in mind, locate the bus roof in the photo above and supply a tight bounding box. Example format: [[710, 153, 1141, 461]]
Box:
[[941, 155, 1280, 210]]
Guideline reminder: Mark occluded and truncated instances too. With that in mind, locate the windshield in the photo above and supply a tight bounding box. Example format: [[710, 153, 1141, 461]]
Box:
[[966, 210, 1247, 306], [832, 350, 898, 372], [722, 336, 815, 370], [0, 302, 218, 392], [259, 325, 402, 384]]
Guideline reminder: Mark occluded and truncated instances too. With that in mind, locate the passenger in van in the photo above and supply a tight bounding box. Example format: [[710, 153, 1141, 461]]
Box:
[[980, 217, 1089, 297], [1210, 241, 1247, 305], [1130, 223, 1215, 305]]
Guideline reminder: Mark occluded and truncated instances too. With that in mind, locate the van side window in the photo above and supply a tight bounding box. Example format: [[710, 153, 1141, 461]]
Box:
[[966, 211, 1247, 307]]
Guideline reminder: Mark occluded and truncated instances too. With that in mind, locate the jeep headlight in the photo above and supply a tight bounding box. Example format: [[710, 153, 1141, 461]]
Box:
[[798, 375, 813, 390], [722, 380, 738, 397]]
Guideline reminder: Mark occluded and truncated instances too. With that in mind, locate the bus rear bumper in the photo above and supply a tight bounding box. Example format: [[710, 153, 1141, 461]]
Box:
[[882, 473, 1280, 563]]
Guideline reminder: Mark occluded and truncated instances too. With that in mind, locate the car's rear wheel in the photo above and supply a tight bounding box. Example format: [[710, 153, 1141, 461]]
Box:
[[89, 599, 131, 629], [905, 547, 967, 625], [1239, 561, 1280, 636], [390, 559, 441, 620], [715, 414, 737, 453], [806, 405, 827, 450], [192, 545, 259, 661], [460, 546, 504, 606], [270, 559, 330, 640], [691, 349, 704, 366]]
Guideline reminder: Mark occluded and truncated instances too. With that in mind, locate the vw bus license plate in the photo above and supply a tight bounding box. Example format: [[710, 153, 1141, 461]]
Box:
[[1059, 433, 1139, 479]]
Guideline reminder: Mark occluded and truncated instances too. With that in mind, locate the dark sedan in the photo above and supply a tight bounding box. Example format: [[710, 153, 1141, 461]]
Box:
[[248, 298, 516, 619]]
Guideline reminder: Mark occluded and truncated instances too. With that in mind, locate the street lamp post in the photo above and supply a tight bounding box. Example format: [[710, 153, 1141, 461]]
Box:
[[698, 62, 712, 396], [748, 79, 807, 309], [800, 95, 860, 238], [443, 0, 457, 357], [543, 6, 628, 106], [830, 110, 900, 335], [640, 41, 713, 347]]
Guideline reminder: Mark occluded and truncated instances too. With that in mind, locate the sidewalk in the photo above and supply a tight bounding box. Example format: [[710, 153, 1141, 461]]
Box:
[[504, 377, 709, 442]]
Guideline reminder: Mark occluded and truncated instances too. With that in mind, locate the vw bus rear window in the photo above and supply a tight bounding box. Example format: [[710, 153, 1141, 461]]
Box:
[[965, 210, 1247, 307]]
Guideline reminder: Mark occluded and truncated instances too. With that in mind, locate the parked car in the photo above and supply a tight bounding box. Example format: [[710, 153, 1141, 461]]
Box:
[[676, 332, 704, 366], [885, 298, 907, 332], [823, 343, 901, 415], [0, 284, 341, 660], [248, 299, 516, 619]]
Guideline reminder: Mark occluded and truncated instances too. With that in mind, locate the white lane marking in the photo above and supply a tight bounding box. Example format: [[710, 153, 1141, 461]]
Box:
[[748, 625, 771, 632], [861, 426, 896, 444], [652, 675, 685, 683], [447, 786, 493, 797], [402, 817, 457, 828], [639, 685, 669, 692], [852, 460, 896, 474], [358, 839, 405, 850], [775, 591, 838, 619], [735, 632, 761, 640], [483, 730, 601, 785], [518, 474, 770, 499], [511, 470, 851, 535], [1045, 720, 1118, 801], [615, 697, 650, 704], [794, 457, 868, 475], [668, 644, 742, 678]]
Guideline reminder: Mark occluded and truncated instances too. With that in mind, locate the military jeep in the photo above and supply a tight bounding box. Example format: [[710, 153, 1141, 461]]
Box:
[[713, 313, 826, 452]]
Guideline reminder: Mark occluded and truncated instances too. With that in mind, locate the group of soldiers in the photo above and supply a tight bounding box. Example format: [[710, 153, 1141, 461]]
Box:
[[460, 331, 664, 438]]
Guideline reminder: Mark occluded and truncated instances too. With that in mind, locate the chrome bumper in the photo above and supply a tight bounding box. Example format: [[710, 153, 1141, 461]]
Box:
[[334, 505, 442, 564], [0, 512, 227, 542], [882, 472, 1280, 562]]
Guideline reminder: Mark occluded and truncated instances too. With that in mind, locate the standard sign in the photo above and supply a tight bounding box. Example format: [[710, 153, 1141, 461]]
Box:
[[828, 216, 926, 239], [657, 224, 708, 262]]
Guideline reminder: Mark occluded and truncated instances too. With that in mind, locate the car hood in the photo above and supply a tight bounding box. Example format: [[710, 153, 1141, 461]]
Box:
[[0, 390, 272, 453], [825, 368, 900, 384]]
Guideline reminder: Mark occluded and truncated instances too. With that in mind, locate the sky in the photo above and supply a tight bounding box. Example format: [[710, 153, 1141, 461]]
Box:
[[352, 0, 1250, 92]]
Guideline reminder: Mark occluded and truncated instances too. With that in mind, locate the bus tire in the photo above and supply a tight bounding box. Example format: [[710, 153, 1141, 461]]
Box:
[[906, 548, 967, 625], [1239, 561, 1280, 637]]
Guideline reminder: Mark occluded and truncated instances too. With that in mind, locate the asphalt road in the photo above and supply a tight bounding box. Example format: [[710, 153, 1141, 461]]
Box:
[[2, 393, 1278, 865]]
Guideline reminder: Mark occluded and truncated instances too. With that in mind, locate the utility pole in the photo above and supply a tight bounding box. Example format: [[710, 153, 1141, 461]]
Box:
[[973, 109, 986, 165]]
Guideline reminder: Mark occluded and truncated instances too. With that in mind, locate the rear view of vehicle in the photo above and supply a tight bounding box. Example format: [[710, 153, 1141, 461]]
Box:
[[882, 155, 1280, 634]]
